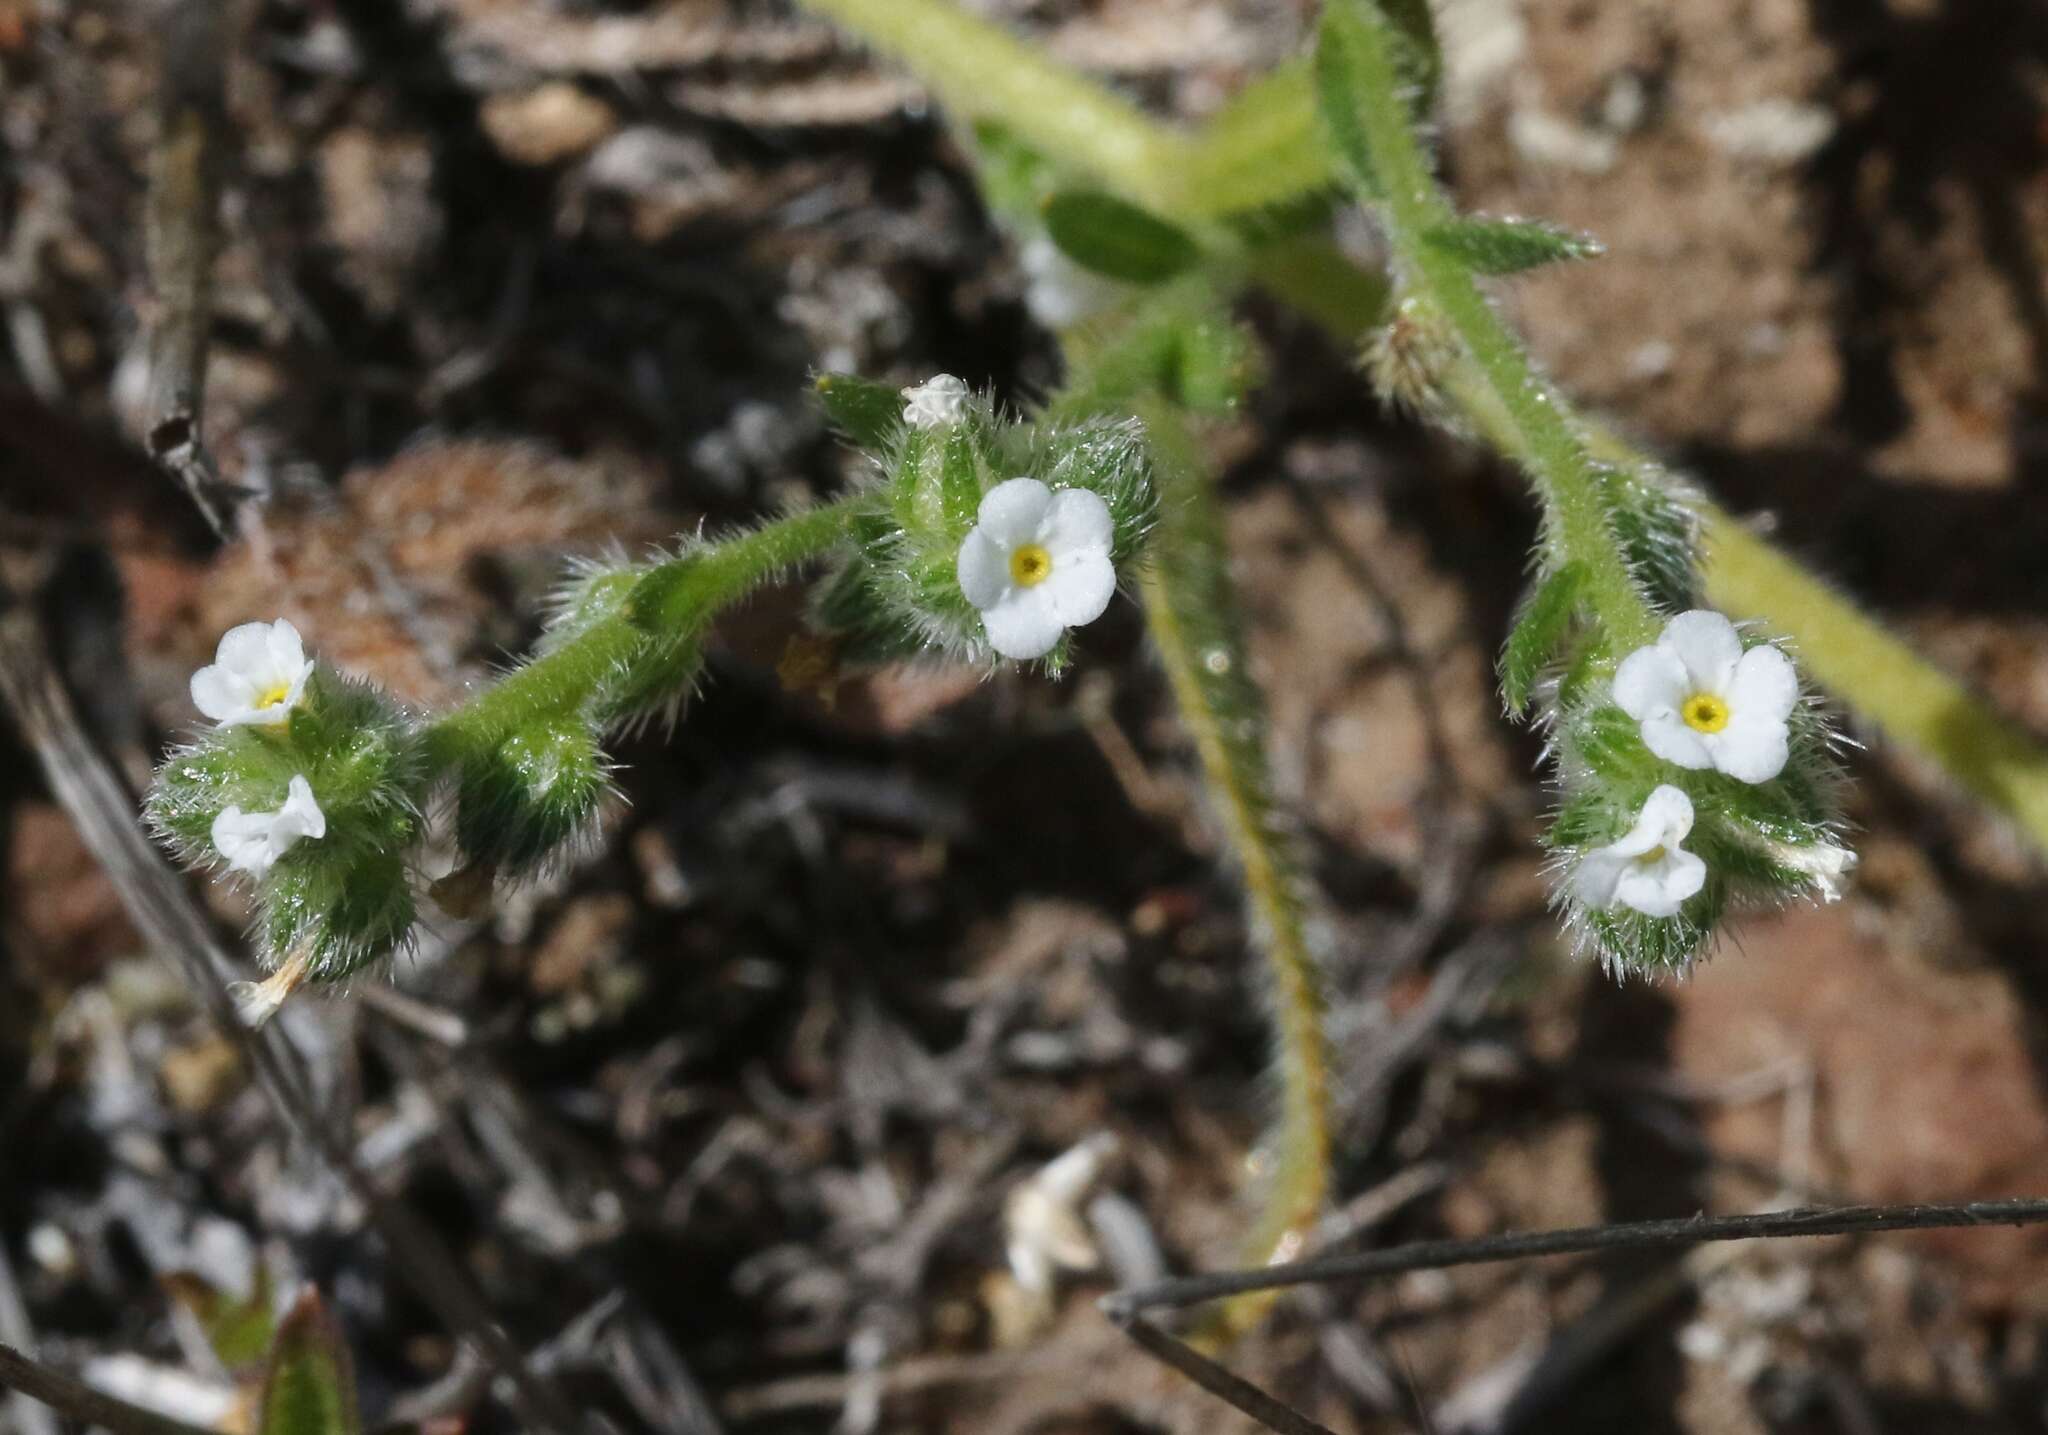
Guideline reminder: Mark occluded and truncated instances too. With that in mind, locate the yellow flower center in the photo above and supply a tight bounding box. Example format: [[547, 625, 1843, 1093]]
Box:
[[1638, 844, 1667, 865], [1681, 693, 1729, 733], [1009, 543, 1054, 588], [256, 683, 293, 710]]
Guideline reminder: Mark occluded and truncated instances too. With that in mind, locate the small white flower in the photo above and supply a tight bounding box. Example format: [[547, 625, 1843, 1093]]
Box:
[[1769, 838, 1857, 903], [957, 477, 1117, 660], [1005, 1133, 1117, 1297], [1614, 610, 1798, 784], [1574, 784, 1708, 918], [190, 619, 315, 727], [211, 774, 327, 876], [900, 373, 971, 430]]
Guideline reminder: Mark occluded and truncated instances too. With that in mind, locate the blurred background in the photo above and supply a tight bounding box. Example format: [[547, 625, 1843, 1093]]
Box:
[[3, 0, 2048, 1431]]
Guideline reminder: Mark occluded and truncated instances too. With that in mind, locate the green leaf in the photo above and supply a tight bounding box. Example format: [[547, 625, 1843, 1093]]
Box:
[[1220, 188, 1339, 248], [1420, 218, 1606, 275], [970, 119, 1055, 220], [813, 372, 903, 451], [1590, 462, 1699, 612], [1314, 0, 1381, 198], [261, 1291, 361, 1435], [1379, 0, 1443, 111], [1041, 191, 1201, 284], [1501, 561, 1586, 716], [164, 1265, 276, 1370]]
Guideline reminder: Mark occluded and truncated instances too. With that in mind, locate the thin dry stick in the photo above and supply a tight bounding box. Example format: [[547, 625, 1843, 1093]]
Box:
[[143, 0, 242, 535], [0, 1246, 59, 1435], [1108, 1316, 1343, 1435], [0, 596, 582, 1435], [0, 1343, 220, 1435], [1105, 1197, 2048, 1319]]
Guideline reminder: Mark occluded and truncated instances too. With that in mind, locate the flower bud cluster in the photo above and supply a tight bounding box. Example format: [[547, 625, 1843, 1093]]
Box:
[[812, 374, 1158, 672], [1512, 478, 1855, 975], [147, 621, 430, 985], [145, 370, 1170, 1013]]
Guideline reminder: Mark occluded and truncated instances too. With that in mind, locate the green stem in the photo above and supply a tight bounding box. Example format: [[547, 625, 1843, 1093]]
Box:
[[1329, 5, 1655, 648], [795, 0, 1193, 215], [425, 497, 861, 764], [1134, 398, 1331, 1334]]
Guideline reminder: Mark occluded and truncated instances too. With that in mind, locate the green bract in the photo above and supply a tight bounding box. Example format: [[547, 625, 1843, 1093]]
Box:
[[454, 717, 611, 876]]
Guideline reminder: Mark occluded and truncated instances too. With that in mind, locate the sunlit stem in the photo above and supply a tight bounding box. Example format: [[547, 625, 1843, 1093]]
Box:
[[1133, 398, 1332, 1343], [423, 497, 862, 769]]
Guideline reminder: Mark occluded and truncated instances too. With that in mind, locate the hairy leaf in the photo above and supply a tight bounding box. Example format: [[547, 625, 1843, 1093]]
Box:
[[261, 1291, 360, 1435], [1501, 561, 1585, 716], [813, 372, 903, 451], [1421, 218, 1606, 275], [1313, 0, 1381, 197], [1042, 191, 1202, 283]]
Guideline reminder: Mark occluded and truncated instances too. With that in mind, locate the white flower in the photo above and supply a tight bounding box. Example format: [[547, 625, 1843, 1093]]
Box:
[[1614, 610, 1798, 784], [957, 477, 1117, 660], [190, 619, 315, 727], [1770, 838, 1857, 903], [211, 775, 327, 876], [1005, 1133, 1116, 1297], [901, 374, 970, 430], [1574, 784, 1708, 918]]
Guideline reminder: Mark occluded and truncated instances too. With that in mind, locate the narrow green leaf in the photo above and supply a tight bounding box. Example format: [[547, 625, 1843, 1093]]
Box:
[[261, 1290, 361, 1435], [1041, 191, 1201, 284], [1379, 0, 1443, 111], [1420, 218, 1606, 275], [1501, 561, 1586, 716], [1313, 0, 1381, 197], [812, 372, 903, 451], [1220, 188, 1339, 248], [164, 1265, 276, 1370]]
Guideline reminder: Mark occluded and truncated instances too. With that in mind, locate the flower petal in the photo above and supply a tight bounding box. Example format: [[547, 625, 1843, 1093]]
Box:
[[976, 478, 1054, 547], [1606, 783, 1693, 858], [190, 664, 254, 722], [1573, 851, 1627, 908], [981, 587, 1067, 660], [1039, 487, 1114, 554], [1728, 643, 1798, 722], [1612, 645, 1688, 719], [957, 529, 1011, 610], [1705, 716, 1791, 784], [265, 619, 307, 676], [216, 621, 281, 676], [212, 806, 274, 874], [1042, 548, 1117, 628], [1660, 610, 1743, 693], [278, 775, 328, 843], [1639, 712, 1715, 770], [902, 374, 969, 430], [1614, 847, 1705, 918]]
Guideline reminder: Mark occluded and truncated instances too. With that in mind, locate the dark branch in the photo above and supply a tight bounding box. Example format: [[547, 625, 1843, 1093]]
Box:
[[143, 0, 245, 535], [1103, 1197, 2048, 1318], [0, 1343, 221, 1435], [1107, 1316, 1343, 1435]]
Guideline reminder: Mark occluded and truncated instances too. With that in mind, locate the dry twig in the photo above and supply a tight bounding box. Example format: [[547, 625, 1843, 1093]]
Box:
[[143, 0, 243, 535]]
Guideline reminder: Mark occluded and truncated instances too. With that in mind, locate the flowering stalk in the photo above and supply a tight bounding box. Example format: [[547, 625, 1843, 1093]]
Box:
[[796, 0, 2048, 862], [424, 497, 863, 766], [1133, 398, 1331, 1343], [150, 390, 1165, 1013]]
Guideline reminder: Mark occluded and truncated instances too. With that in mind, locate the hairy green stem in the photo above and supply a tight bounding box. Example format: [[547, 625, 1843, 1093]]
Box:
[[1327, 4, 1656, 648], [425, 497, 860, 764], [799, 0, 2048, 853], [796, 0, 1193, 215], [1134, 398, 1331, 1334]]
